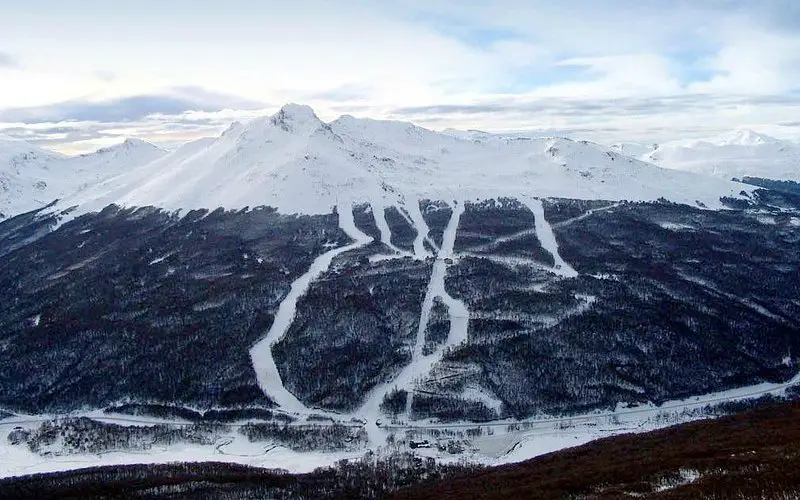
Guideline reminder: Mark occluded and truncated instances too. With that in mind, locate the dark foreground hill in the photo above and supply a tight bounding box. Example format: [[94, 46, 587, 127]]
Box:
[[396, 401, 800, 499], [2, 401, 799, 499]]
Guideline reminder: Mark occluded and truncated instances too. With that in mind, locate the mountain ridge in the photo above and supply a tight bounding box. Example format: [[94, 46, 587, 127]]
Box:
[[36, 103, 750, 223], [625, 129, 800, 182], [0, 137, 167, 219]]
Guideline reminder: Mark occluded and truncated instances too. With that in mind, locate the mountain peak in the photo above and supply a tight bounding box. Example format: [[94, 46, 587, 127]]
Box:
[[94, 138, 163, 156], [222, 121, 244, 137], [277, 103, 318, 119], [270, 103, 321, 129], [0, 136, 65, 163], [121, 138, 152, 148], [715, 129, 779, 147]]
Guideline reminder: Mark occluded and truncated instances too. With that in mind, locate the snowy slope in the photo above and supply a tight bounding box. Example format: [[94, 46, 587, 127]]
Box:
[[609, 142, 656, 158], [0, 137, 167, 218], [55, 104, 748, 218], [71, 139, 166, 177], [642, 129, 800, 181], [0, 137, 66, 218]]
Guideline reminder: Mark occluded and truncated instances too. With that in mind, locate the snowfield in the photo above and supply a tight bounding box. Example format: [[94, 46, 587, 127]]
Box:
[[620, 129, 800, 182], [0, 373, 797, 479], [29, 103, 751, 222], [0, 137, 166, 219]]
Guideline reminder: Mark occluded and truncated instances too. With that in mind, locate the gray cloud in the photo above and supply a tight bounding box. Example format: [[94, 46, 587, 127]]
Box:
[[0, 52, 19, 68], [0, 87, 265, 124], [391, 93, 800, 120], [752, 0, 800, 33], [0, 123, 129, 144], [2, 125, 83, 136], [0, 105, 255, 152]]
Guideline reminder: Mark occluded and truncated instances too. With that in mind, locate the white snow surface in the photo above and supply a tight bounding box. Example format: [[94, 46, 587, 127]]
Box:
[[0, 137, 166, 218], [609, 142, 656, 158], [43, 104, 749, 220], [249, 201, 373, 414], [2, 372, 797, 479], [523, 197, 578, 278], [640, 129, 800, 182], [357, 200, 469, 445]]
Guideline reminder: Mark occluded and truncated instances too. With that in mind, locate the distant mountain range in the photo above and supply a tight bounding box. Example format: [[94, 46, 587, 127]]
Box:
[[611, 129, 800, 182], [0, 136, 166, 219], [1, 104, 751, 221]]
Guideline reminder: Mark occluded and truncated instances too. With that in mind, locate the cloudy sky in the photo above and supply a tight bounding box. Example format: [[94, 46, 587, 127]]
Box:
[[2, 0, 800, 153]]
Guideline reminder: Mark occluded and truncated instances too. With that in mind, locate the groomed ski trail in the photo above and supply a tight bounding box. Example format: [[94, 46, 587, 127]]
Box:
[[551, 202, 623, 229], [522, 197, 579, 278], [249, 202, 373, 414], [371, 197, 413, 257], [405, 199, 440, 256], [358, 200, 469, 425], [403, 200, 469, 414]]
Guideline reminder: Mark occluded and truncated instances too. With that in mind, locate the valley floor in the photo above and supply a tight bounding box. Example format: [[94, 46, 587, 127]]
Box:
[[0, 373, 797, 480], [395, 400, 800, 499], [2, 397, 799, 499]]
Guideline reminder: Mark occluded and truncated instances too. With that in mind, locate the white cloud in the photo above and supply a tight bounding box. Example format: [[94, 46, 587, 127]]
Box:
[[2, 1, 799, 147], [689, 31, 800, 94], [540, 54, 682, 98]]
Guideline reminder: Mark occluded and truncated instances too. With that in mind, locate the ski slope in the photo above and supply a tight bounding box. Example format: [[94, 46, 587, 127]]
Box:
[[523, 197, 578, 278], [249, 201, 373, 414]]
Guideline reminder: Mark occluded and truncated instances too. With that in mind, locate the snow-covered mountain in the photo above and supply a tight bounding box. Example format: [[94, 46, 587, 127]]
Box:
[[54, 104, 746, 220], [0, 137, 167, 218], [609, 142, 657, 158], [0, 137, 66, 218], [75, 138, 167, 174], [637, 129, 800, 182], [1, 104, 799, 477]]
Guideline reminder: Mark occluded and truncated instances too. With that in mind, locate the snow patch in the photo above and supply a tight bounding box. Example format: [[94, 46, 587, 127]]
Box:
[[654, 469, 701, 493], [756, 215, 777, 225], [459, 386, 503, 414], [148, 252, 175, 265], [659, 222, 695, 231]]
